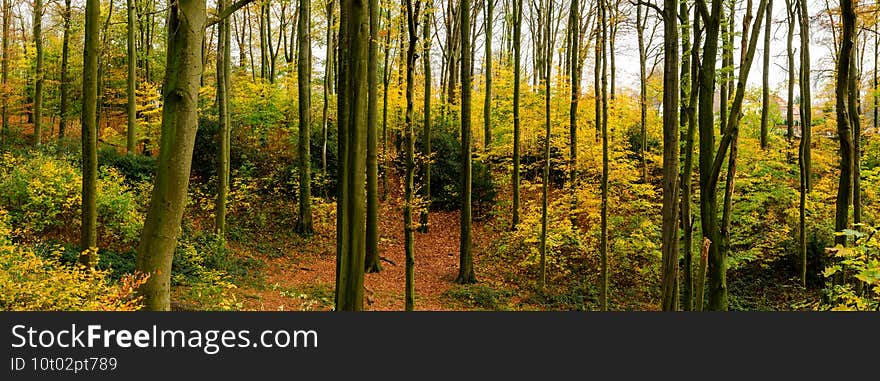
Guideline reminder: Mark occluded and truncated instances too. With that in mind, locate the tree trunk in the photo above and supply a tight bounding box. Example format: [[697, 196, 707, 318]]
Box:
[[539, 0, 553, 291], [365, 0, 381, 272], [835, 0, 856, 246], [404, 0, 421, 311], [483, 0, 493, 150], [419, 1, 433, 232], [127, 0, 138, 153], [322, 0, 335, 177], [512, 0, 522, 229], [660, 0, 680, 311], [297, 0, 314, 236], [381, 8, 391, 202], [636, 2, 648, 183], [1, 0, 8, 144], [599, 0, 609, 311], [79, 0, 100, 265], [215, 0, 231, 237], [456, 0, 476, 284], [135, 0, 206, 310], [797, 0, 812, 285], [680, 2, 700, 311], [33, 0, 43, 146], [759, 0, 771, 150], [568, 0, 580, 208], [335, 0, 369, 311], [57, 0, 72, 139]]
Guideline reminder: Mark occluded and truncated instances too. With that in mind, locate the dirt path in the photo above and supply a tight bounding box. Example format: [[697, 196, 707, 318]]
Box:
[[235, 181, 468, 311]]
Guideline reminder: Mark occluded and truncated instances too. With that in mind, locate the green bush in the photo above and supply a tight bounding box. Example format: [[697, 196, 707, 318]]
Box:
[[98, 146, 157, 184]]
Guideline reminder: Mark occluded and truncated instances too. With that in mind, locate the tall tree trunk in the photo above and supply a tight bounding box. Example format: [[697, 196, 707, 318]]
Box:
[[599, 0, 609, 311], [297, 0, 314, 236], [215, 0, 231, 237], [660, 0, 680, 311], [127, 0, 138, 153], [797, 0, 812, 285], [32, 0, 43, 146], [680, 2, 700, 311], [785, 0, 794, 148], [404, 0, 421, 311], [835, 0, 856, 246], [365, 0, 381, 272], [79, 0, 100, 266], [568, 0, 580, 209], [419, 0, 433, 232], [512, 0, 521, 229], [335, 0, 369, 311], [322, 0, 336, 177], [456, 0, 476, 284], [539, 0, 553, 290], [851, 25, 862, 227], [59, 0, 71, 139], [381, 7, 390, 202], [135, 0, 206, 310], [260, 1, 268, 79], [636, 2, 648, 183], [1, 0, 8, 144], [483, 0, 493, 149], [759, 0, 772, 150]]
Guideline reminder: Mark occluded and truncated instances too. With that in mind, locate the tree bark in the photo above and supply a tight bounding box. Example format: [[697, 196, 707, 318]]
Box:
[[512, 0, 522, 229], [365, 0, 381, 272], [135, 0, 206, 310], [127, 0, 138, 153], [79, 0, 100, 266], [32, 0, 43, 146], [335, 0, 369, 310], [599, 0, 609, 311], [59, 0, 72, 139], [834, 0, 856, 246], [456, 0, 476, 284], [404, 0, 421, 311], [759, 0, 772, 150], [215, 0, 232, 237], [419, 1, 433, 233], [660, 0, 680, 311], [483, 0, 493, 150], [297, 0, 314, 236]]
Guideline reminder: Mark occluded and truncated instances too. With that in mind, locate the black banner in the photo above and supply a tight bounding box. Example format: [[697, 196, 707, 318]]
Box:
[[1, 312, 877, 379]]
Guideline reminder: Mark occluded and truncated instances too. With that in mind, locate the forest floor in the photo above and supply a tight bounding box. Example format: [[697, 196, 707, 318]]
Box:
[[231, 174, 504, 311]]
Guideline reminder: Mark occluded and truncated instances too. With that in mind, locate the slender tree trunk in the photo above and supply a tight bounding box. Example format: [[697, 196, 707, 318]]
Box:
[[851, 26, 862, 227], [381, 9, 391, 202], [365, 0, 382, 272], [404, 0, 421, 311], [79, 0, 100, 265], [322, 0, 335, 177], [483, 0, 493, 149], [335, 0, 369, 311], [680, 2, 700, 311], [126, 0, 138, 153], [660, 0, 680, 311], [797, 0, 812, 285], [297, 0, 314, 235], [785, 0, 794, 148], [835, 0, 856, 246], [539, 0, 553, 290], [32, 0, 43, 146], [636, 2, 648, 183], [599, 0, 609, 311], [1, 0, 8, 144], [568, 0, 579, 209], [419, 0, 433, 232], [512, 0, 521, 229], [215, 0, 231, 237], [760, 0, 771, 150], [57, 0, 72, 139], [135, 0, 206, 310], [456, 0, 476, 284]]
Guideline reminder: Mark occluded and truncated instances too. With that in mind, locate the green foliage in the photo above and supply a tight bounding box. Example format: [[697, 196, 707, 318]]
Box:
[[819, 227, 880, 311], [98, 146, 157, 184], [443, 284, 513, 311]]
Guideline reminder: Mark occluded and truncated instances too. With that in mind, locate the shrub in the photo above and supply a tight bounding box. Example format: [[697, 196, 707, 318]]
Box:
[[0, 211, 144, 311], [98, 146, 157, 184], [819, 227, 880, 311]]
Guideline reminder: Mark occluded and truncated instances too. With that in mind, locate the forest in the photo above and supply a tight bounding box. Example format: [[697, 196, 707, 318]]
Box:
[[0, 0, 877, 312]]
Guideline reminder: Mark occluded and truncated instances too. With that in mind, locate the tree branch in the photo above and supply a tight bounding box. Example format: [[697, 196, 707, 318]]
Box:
[[207, 0, 255, 28]]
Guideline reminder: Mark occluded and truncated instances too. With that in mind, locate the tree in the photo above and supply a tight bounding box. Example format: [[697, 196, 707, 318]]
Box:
[[403, 0, 422, 311], [135, 0, 206, 310], [128, 0, 138, 153], [539, 0, 555, 290], [297, 0, 315, 236], [322, 0, 336, 177], [456, 0, 476, 284], [215, 0, 231, 237], [636, 0, 648, 183], [484, 0, 494, 150], [1, 0, 8, 144], [335, 0, 369, 310], [599, 0, 609, 311], [59, 0, 72, 139], [680, 0, 701, 311], [365, 0, 381, 272], [697, 0, 768, 310], [834, 0, 856, 246], [80, 0, 100, 266], [419, 0, 433, 233], [785, 0, 795, 147], [660, 0, 680, 311], [512, 0, 522, 229], [32, 0, 43, 146], [797, 0, 812, 285], [568, 0, 580, 203], [759, 0, 772, 150]]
